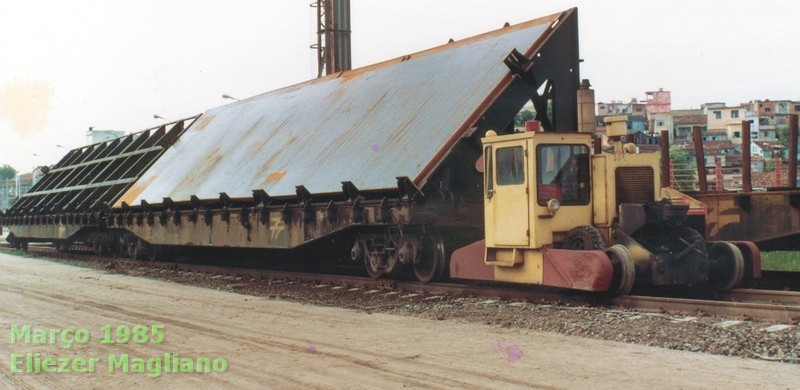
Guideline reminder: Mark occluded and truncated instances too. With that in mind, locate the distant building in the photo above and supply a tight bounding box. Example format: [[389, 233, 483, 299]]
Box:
[[700, 102, 726, 114], [753, 141, 789, 159], [597, 98, 646, 117], [645, 88, 671, 124], [706, 105, 746, 131], [0, 170, 43, 211], [86, 127, 125, 144], [703, 130, 728, 141], [672, 110, 707, 141], [651, 112, 673, 139]]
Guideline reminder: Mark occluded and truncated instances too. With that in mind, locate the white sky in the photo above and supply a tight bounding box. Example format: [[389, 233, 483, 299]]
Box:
[[1, 0, 798, 173]]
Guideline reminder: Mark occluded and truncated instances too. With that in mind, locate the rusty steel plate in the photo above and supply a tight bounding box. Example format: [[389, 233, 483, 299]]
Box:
[[116, 10, 571, 207]]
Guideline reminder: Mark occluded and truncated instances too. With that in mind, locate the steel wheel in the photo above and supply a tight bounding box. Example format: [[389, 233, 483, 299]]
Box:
[[413, 235, 446, 283], [123, 236, 142, 259], [147, 244, 161, 261], [708, 242, 744, 291], [92, 242, 107, 256], [605, 244, 635, 295], [364, 250, 384, 279]]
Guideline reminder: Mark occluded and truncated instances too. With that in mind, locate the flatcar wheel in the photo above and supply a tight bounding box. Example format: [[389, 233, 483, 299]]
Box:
[[147, 245, 161, 262], [91, 243, 103, 256], [125, 237, 144, 260], [108, 238, 122, 258], [708, 242, 744, 291], [364, 253, 384, 279], [8, 235, 19, 249], [605, 244, 635, 295], [413, 235, 446, 283]]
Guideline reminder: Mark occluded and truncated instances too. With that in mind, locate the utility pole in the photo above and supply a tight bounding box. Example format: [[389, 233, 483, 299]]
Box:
[[310, 0, 351, 77]]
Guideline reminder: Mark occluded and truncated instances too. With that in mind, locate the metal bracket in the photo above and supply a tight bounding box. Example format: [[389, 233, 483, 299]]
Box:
[[325, 200, 337, 223], [204, 208, 213, 226], [259, 207, 269, 226], [252, 189, 271, 206], [296, 186, 312, 204], [163, 197, 175, 210], [352, 198, 364, 223], [240, 206, 252, 230], [303, 201, 314, 223], [342, 181, 359, 202], [220, 193, 231, 223], [396, 177, 425, 204], [219, 192, 232, 208], [503, 49, 535, 82], [281, 203, 292, 225], [190, 195, 202, 209], [379, 197, 391, 223]]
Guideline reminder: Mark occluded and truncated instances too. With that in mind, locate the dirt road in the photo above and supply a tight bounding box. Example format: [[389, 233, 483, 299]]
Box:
[[0, 252, 797, 389]]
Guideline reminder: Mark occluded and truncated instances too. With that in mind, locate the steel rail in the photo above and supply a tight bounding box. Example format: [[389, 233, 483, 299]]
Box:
[[4, 245, 799, 323], [723, 288, 800, 306]]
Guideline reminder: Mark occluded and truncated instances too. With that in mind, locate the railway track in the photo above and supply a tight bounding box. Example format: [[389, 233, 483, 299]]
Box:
[[3, 243, 800, 323]]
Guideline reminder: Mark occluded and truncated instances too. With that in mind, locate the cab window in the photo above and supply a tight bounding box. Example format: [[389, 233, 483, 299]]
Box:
[[496, 146, 525, 185], [536, 144, 590, 205]]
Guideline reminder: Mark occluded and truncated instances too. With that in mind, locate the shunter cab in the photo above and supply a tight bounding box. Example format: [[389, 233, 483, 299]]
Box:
[[451, 115, 757, 294]]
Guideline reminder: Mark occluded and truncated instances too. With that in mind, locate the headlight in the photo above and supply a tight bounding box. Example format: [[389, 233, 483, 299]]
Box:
[[547, 198, 560, 213]]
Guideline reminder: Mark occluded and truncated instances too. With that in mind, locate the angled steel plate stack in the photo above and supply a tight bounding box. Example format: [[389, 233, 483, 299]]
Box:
[[8, 117, 197, 215], [117, 11, 568, 207]]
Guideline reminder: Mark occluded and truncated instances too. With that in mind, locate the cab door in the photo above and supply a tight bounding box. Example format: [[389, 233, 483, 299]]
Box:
[[484, 140, 530, 247]]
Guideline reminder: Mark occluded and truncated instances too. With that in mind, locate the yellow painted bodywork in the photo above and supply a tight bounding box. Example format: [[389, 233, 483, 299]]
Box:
[[591, 151, 662, 239], [480, 129, 681, 286], [482, 131, 594, 284]]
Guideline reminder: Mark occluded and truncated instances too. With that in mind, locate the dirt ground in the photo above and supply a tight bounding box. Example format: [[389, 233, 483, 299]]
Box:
[[0, 253, 798, 389]]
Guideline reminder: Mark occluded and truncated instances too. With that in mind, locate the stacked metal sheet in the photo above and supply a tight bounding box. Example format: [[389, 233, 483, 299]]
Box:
[[117, 11, 567, 207]]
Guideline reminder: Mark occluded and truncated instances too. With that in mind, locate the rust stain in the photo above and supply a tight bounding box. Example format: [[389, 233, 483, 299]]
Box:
[[0, 80, 54, 135], [267, 171, 286, 181], [190, 113, 215, 131], [115, 183, 146, 207]]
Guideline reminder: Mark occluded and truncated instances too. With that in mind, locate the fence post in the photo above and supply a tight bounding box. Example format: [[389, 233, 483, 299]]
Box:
[[742, 120, 752, 192], [692, 126, 707, 192], [790, 114, 798, 188], [660, 130, 670, 188]]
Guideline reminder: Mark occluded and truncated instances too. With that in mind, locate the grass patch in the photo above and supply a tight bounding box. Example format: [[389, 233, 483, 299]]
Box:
[[761, 251, 800, 271], [0, 248, 40, 258]]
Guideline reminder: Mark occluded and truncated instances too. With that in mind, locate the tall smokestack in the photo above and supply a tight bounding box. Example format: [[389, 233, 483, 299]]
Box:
[[312, 0, 352, 77]]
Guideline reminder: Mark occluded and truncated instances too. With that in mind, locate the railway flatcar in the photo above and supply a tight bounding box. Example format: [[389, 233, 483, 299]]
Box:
[[1, 8, 759, 294]]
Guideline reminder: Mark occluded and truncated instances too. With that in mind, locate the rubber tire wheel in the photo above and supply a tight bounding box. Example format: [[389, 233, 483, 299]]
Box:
[[605, 244, 635, 295], [708, 242, 744, 291], [564, 225, 607, 250], [413, 235, 446, 283]]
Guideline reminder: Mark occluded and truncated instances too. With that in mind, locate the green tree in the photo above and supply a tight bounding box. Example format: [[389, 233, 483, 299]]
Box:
[[669, 145, 695, 190], [0, 164, 17, 180], [514, 109, 535, 127], [777, 125, 790, 149]]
